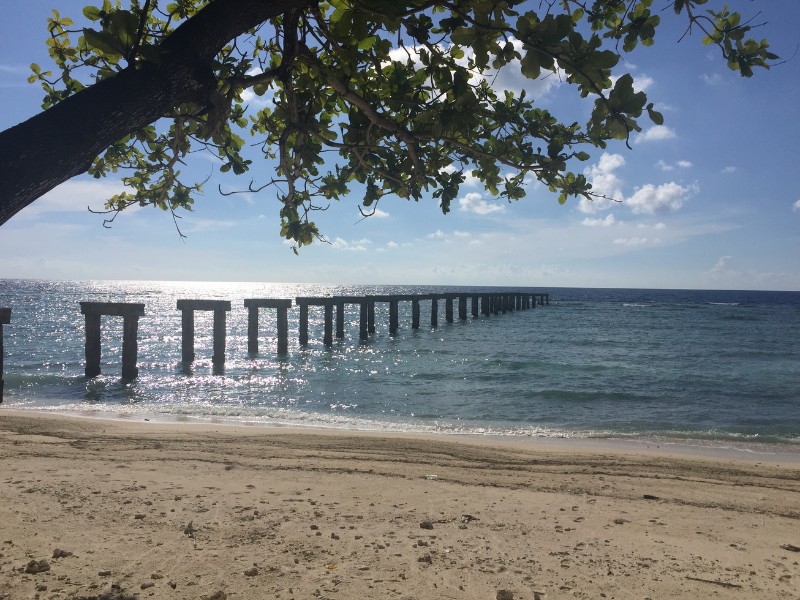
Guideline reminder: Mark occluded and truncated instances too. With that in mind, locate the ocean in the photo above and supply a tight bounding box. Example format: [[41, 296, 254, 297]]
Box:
[[1, 279, 799, 450]]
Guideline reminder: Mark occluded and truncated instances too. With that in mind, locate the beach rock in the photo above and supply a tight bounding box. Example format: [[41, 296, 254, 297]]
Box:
[[244, 567, 258, 577], [168, 580, 177, 589], [417, 554, 432, 564], [24, 560, 50, 574], [98, 570, 112, 577], [52, 548, 72, 559], [420, 520, 434, 530], [140, 581, 155, 590], [134, 514, 146, 520], [207, 591, 227, 600], [496, 590, 514, 600]]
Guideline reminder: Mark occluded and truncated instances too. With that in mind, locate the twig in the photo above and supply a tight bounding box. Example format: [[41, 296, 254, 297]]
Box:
[[685, 576, 742, 589]]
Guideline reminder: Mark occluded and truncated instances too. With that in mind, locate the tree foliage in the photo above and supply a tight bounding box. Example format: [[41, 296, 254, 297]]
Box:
[[5, 0, 778, 245]]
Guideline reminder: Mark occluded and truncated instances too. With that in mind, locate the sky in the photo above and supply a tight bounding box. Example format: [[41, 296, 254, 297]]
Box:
[[0, 1, 798, 289]]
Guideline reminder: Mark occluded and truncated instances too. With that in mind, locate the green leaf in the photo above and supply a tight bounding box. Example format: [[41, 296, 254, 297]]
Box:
[[646, 103, 664, 125], [83, 6, 103, 21], [83, 28, 125, 56]]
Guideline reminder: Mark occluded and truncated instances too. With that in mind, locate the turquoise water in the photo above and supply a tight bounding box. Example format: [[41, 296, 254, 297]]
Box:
[[1, 279, 799, 446]]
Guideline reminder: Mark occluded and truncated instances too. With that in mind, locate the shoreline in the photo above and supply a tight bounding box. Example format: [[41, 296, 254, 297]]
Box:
[[2, 410, 799, 599], [4, 405, 800, 465]]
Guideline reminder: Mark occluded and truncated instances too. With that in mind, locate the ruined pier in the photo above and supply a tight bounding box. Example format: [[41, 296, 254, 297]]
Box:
[[0, 291, 549, 390], [80, 302, 145, 379]]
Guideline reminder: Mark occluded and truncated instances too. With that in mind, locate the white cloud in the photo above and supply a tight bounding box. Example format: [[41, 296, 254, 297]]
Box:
[[185, 218, 236, 232], [582, 214, 616, 227], [441, 165, 481, 187], [331, 237, 372, 251], [658, 159, 693, 171], [427, 229, 447, 240], [711, 255, 732, 273], [386, 240, 399, 248], [390, 39, 562, 101], [239, 67, 276, 109], [366, 207, 390, 218], [793, 200, 800, 212], [722, 166, 737, 174], [627, 182, 692, 215], [701, 72, 723, 85], [581, 153, 625, 213], [613, 237, 650, 246], [611, 73, 654, 92], [638, 125, 677, 143], [0, 64, 27, 74], [460, 38, 562, 99], [453, 230, 471, 238], [458, 192, 505, 215], [637, 222, 667, 230], [16, 180, 130, 219]]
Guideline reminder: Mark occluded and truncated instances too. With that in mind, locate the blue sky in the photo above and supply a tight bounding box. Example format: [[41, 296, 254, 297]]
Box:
[[0, 1, 798, 289]]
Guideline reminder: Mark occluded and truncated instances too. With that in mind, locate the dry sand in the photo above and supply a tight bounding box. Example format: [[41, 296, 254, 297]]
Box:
[[1, 411, 799, 600]]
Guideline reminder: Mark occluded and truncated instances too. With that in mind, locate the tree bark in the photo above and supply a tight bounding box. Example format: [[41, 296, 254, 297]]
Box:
[[0, 0, 309, 226]]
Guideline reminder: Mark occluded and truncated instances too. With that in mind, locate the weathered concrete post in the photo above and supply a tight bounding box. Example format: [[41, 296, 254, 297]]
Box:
[[471, 296, 479, 318], [359, 300, 369, 341], [122, 313, 141, 379], [412, 298, 421, 329], [430, 296, 439, 328], [336, 301, 345, 339], [545, 294, 550, 306], [84, 311, 102, 378], [80, 302, 145, 379], [389, 299, 399, 335], [445, 296, 454, 324], [181, 307, 194, 362], [368, 299, 376, 334], [247, 302, 259, 353], [458, 295, 468, 320], [276, 304, 289, 354], [176, 300, 231, 372], [323, 301, 334, 346], [244, 299, 292, 355], [299, 301, 309, 345], [0, 308, 10, 403], [481, 295, 489, 316], [212, 308, 227, 369]]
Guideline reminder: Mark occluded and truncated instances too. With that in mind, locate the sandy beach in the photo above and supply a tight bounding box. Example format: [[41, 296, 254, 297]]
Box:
[[1, 411, 799, 599]]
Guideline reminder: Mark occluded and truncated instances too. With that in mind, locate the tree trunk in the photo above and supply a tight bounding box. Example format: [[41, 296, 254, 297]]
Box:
[[0, 0, 307, 226]]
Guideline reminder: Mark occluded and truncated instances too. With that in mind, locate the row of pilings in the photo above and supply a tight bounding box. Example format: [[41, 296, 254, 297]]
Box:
[[0, 292, 548, 401]]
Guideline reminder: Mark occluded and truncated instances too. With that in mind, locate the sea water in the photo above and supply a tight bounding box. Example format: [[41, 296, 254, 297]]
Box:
[[1, 279, 798, 448]]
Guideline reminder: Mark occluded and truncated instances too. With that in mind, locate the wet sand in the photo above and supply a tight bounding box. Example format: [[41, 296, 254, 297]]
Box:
[[1, 410, 799, 599]]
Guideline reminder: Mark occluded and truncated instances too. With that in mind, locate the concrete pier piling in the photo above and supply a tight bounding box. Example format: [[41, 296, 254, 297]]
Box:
[[244, 299, 292, 355], [176, 300, 231, 372], [0, 308, 10, 403], [79, 302, 145, 379]]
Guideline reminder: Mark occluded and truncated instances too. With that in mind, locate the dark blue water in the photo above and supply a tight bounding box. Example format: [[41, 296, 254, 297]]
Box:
[[1, 279, 798, 446]]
